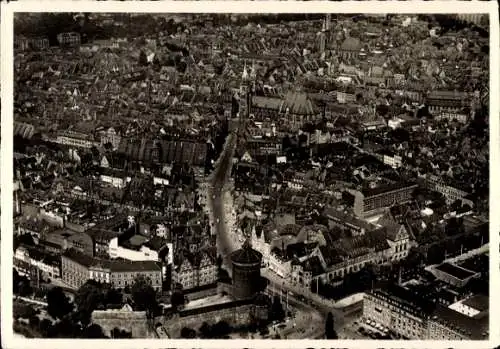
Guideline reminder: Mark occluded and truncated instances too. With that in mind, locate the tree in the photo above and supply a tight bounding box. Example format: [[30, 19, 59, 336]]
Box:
[[199, 322, 211, 338], [131, 276, 157, 319], [269, 295, 285, 322], [15, 233, 36, 249], [18, 277, 33, 297], [39, 318, 52, 337], [75, 280, 104, 325], [111, 327, 132, 338], [48, 317, 81, 338], [47, 287, 73, 320], [104, 287, 123, 306], [180, 326, 196, 338], [171, 283, 186, 310], [211, 320, 232, 338], [325, 312, 338, 339], [139, 50, 148, 66], [83, 324, 108, 338]]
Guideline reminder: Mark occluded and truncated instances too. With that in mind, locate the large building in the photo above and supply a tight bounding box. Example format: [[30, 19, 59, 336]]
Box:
[[15, 36, 50, 51], [57, 32, 81, 47], [117, 138, 207, 167], [61, 249, 162, 290], [230, 240, 263, 300], [55, 130, 98, 149], [251, 91, 321, 130], [428, 262, 480, 288], [349, 182, 418, 218], [363, 286, 488, 340]]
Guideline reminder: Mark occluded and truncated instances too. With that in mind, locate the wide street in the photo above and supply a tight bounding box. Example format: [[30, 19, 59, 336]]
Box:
[[208, 131, 239, 272]]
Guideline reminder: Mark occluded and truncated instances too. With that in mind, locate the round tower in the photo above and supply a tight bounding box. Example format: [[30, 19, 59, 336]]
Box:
[[230, 239, 262, 300]]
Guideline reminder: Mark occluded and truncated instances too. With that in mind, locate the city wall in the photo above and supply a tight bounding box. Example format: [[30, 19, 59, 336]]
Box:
[[91, 310, 152, 338], [164, 303, 254, 337]]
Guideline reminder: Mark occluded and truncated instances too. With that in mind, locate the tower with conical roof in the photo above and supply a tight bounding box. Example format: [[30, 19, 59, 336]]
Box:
[[230, 237, 263, 299]]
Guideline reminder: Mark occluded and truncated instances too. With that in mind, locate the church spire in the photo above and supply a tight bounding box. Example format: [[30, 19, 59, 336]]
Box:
[[250, 60, 256, 79], [242, 61, 249, 81]]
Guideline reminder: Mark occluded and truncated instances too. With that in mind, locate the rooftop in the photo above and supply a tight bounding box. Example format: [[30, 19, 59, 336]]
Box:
[[434, 262, 477, 280], [230, 240, 262, 265], [461, 294, 489, 312]]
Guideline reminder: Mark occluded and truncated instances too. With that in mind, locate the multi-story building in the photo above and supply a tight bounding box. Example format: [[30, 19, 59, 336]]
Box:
[[426, 91, 471, 115], [15, 36, 50, 51], [99, 127, 122, 150], [324, 208, 374, 237], [14, 245, 61, 279], [172, 249, 218, 290], [61, 249, 162, 290], [428, 262, 480, 288], [108, 236, 172, 265], [364, 287, 429, 339], [423, 174, 470, 205], [91, 260, 162, 290], [57, 32, 81, 47], [349, 182, 418, 218], [364, 286, 488, 340], [339, 36, 362, 60], [61, 249, 94, 289], [99, 168, 129, 189], [455, 14, 487, 26], [250, 91, 321, 130], [434, 110, 470, 124], [55, 130, 98, 149]]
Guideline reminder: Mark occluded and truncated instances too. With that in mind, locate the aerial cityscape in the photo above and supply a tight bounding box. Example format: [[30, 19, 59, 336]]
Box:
[[11, 12, 489, 340]]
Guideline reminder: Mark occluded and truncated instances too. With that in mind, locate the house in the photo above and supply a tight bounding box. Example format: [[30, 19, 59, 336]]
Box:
[[100, 168, 129, 189], [171, 249, 218, 291], [291, 256, 325, 289]]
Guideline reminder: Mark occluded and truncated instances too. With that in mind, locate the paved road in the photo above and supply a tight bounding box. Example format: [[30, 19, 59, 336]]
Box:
[[265, 286, 325, 339], [14, 296, 48, 307], [264, 269, 345, 325], [208, 130, 239, 272]]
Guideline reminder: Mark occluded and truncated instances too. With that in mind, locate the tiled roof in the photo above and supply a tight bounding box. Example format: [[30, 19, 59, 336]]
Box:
[[341, 37, 362, 51], [230, 240, 262, 265], [281, 91, 315, 115]]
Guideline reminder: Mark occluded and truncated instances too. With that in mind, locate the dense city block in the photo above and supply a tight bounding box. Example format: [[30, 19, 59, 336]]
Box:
[[12, 12, 489, 340]]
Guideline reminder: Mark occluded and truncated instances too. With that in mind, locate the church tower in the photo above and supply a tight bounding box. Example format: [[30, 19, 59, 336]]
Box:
[[239, 62, 254, 120]]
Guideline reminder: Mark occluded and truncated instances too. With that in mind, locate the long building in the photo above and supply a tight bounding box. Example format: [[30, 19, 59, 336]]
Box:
[[61, 249, 162, 290], [349, 182, 418, 218], [363, 286, 488, 340], [118, 138, 207, 167]]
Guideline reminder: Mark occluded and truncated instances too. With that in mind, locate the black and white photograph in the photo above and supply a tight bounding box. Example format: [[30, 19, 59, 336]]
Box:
[[1, 1, 498, 347]]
